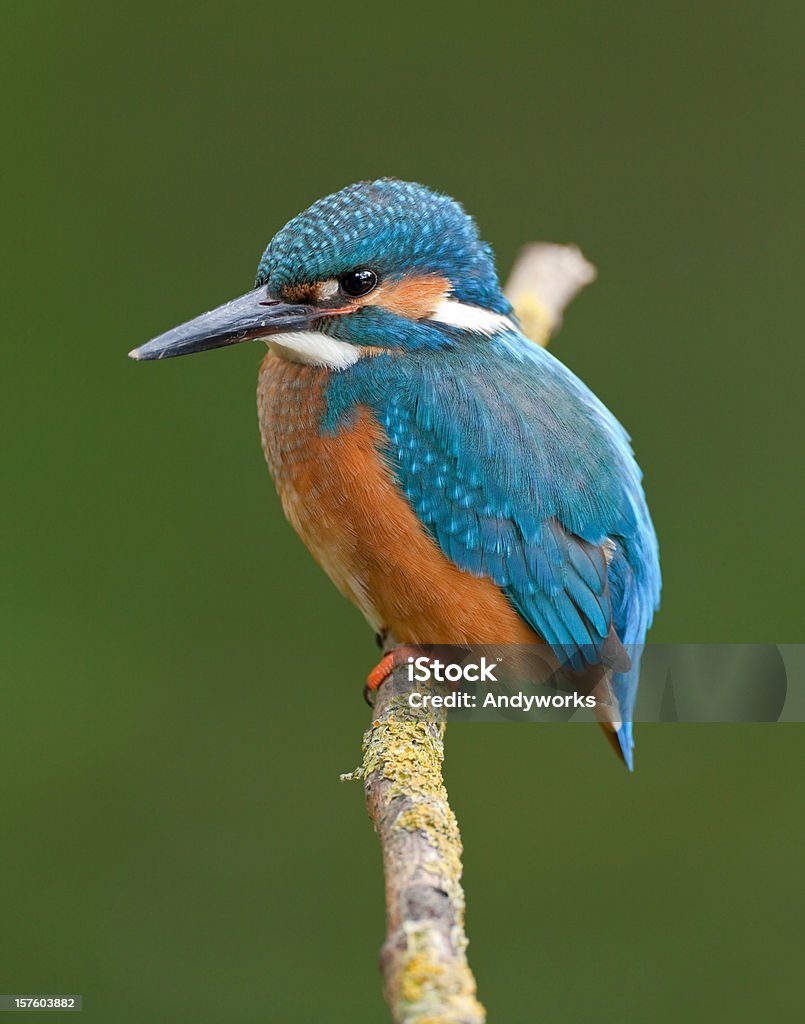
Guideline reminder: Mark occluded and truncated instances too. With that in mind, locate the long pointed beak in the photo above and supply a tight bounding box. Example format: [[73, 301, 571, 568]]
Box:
[[128, 287, 317, 361]]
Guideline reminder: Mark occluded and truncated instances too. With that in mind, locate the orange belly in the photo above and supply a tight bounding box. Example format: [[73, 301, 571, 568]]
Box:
[[257, 351, 541, 645]]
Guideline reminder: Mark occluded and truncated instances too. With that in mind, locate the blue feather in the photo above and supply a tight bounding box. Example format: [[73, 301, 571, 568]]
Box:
[[324, 330, 661, 748]]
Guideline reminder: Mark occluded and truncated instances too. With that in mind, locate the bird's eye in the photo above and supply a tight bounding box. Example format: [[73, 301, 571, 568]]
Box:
[[339, 268, 378, 298]]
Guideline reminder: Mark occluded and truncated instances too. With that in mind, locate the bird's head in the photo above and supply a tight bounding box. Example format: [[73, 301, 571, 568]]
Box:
[[130, 179, 515, 367]]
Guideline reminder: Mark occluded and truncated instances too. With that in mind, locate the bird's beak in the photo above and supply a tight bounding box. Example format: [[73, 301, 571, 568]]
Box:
[[128, 287, 317, 361]]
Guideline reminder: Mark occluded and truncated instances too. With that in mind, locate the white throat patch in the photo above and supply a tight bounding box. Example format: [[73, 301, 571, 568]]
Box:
[[268, 331, 361, 370], [428, 298, 514, 336]]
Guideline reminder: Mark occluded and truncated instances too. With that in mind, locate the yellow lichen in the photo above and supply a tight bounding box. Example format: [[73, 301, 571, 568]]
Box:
[[395, 803, 463, 891], [396, 939, 485, 1024], [363, 714, 446, 799], [511, 292, 552, 346], [399, 951, 445, 1004]]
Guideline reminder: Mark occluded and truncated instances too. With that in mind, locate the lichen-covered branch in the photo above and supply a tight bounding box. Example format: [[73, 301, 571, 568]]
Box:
[[343, 665, 485, 1024], [341, 243, 596, 1024]]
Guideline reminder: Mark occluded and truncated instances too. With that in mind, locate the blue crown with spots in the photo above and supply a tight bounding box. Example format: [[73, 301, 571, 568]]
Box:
[[256, 179, 510, 314]]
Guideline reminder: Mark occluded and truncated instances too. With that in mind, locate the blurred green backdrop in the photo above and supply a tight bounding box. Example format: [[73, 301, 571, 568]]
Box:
[[1, 2, 802, 1021]]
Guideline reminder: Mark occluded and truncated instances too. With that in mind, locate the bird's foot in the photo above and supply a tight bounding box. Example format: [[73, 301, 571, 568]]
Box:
[[364, 646, 420, 706]]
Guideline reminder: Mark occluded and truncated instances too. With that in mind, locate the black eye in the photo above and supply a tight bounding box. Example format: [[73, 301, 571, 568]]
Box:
[[339, 268, 378, 297]]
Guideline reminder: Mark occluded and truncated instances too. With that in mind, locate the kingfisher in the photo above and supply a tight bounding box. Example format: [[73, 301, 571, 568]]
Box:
[[130, 179, 660, 769]]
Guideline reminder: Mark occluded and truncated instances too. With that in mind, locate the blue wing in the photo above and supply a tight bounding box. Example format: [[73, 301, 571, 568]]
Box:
[[327, 331, 661, 761]]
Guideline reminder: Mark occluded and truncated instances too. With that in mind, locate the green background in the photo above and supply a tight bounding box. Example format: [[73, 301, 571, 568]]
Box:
[[2, 2, 802, 1021]]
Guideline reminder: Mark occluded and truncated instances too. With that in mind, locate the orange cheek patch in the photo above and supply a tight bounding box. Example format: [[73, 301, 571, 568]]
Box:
[[362, 274, 450, 319]]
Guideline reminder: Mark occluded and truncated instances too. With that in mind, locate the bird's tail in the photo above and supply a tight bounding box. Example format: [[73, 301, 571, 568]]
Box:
[[591, 668, 636, 772], [598, 719, 634, 772]]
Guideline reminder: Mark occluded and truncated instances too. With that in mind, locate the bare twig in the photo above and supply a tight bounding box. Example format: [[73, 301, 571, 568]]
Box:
[[505, 242, 596, 346], [341, 244, 597, 1023]]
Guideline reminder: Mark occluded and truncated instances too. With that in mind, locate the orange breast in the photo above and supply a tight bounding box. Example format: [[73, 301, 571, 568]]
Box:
[[257, 352, 541, 645]]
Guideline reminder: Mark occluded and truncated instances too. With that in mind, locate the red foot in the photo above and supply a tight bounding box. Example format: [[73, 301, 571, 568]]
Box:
[[364, 646, 422, 706], [366, 652, 397, 693]]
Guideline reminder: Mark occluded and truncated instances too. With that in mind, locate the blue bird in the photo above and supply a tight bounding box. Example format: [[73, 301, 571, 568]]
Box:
[[130, 179, 661, 768]]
